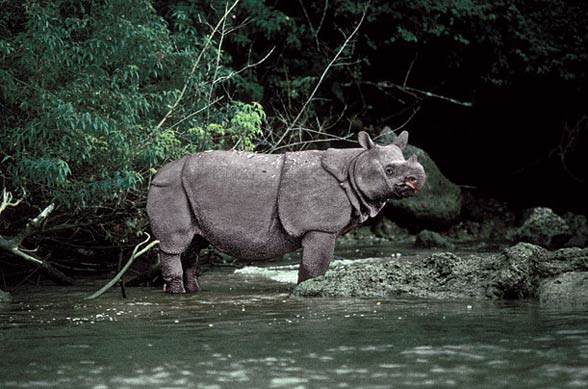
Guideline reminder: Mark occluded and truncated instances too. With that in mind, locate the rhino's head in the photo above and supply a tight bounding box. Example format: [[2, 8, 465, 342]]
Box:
[[353, 131, 426, 202]]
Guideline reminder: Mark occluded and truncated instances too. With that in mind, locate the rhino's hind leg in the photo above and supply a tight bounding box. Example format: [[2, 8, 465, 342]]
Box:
[[147, 182, 199, 294], [182, 237, 209, 293], [298, 231, 337, 283], [161, 252, 186, 294]]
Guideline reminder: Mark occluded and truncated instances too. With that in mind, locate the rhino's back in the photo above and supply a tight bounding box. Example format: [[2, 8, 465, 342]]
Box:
[[182, 150, 295, 259]]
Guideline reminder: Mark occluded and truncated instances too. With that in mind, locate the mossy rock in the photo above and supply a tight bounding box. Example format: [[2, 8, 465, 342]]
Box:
[[414, 229, 455, 250], [512, 207, 571, 249]]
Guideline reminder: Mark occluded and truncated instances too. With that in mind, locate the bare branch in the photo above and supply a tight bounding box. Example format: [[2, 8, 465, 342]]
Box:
[[0, 188, 23, 215], [0, 197, 73, 285], [13, 203, 55, 247], [152, 0, 240, 134], [403, 53, 418, 88], [270, 134, 353, 152], [85, 234, 159, 300], [268, 7, 368, 152], [345, 80, 473, 107]]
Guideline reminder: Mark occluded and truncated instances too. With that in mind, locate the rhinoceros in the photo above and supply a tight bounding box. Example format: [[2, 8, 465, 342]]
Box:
[[147, 131, 426, 293]]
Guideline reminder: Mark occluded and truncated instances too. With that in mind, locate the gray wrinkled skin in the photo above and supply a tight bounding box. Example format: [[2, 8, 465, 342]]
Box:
[[147, 131, 426, 293]]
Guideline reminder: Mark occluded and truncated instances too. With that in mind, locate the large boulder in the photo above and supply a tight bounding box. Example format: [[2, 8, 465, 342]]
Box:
[[512, 207, 571, 248], [379, 127, 462, 230]]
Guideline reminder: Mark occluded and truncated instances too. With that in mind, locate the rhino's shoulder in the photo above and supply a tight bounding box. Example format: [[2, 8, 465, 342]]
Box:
[[278, 151, 352, 237]]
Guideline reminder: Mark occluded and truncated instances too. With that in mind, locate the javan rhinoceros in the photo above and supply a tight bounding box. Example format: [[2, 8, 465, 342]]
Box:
[[147, 131, 426, 293]]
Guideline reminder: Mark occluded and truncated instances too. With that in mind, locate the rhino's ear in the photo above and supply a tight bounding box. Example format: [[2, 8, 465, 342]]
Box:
[[394, 131, 409, 150], [358, 131, 375, 150], [407, 154, 418, 163]]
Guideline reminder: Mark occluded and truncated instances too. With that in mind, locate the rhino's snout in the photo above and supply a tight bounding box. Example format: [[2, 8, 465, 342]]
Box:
[[405, 175, 418, 191]]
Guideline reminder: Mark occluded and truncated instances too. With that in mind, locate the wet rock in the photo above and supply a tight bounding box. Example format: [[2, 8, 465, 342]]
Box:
[[293, 243, 588, 304], [0, 289, 11, 303], [414, 230, 455, 250], [538, 272, 588, 305], [293, 252, 492, 299], [380, 127, 462, 230], [562, 212, 588, 248], [512, 207, 571, 249], [485, 243, 549, 299]]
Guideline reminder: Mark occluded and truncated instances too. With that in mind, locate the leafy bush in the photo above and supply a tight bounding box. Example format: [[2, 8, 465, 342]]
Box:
[[0, 0, 265, 212]]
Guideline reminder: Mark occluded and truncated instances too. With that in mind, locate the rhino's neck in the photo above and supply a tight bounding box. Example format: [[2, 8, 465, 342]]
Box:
[[321, 148, 385, 222]]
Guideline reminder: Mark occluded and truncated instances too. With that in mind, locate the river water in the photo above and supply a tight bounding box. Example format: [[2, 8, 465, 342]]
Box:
[[1, 251, 588, 388]]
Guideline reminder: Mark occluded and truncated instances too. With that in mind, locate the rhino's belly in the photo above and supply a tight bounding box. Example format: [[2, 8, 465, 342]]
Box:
[[211, 218, 301, 260], [182, 151, 298, 259]]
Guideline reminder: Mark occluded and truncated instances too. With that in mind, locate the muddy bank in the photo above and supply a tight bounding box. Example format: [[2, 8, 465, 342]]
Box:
[[293, 243, 588, 305]]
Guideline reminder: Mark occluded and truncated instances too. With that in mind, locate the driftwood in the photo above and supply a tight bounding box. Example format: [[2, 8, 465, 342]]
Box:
[[0, 189, 74, 285]]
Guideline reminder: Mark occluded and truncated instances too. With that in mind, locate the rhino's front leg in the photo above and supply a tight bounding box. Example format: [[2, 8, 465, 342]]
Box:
[[161, 252, 186, 294], [298, 231, 337, 284]]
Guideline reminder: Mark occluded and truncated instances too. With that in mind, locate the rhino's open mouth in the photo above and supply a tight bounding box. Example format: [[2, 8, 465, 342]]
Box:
[[392, 183, 418, 198]]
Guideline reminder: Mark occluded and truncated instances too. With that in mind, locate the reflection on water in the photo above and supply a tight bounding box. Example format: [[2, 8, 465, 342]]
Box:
[[1, 258, 588, 389]]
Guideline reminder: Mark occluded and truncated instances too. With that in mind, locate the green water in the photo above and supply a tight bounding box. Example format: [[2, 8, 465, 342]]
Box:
[[1, 259, 588, 389]]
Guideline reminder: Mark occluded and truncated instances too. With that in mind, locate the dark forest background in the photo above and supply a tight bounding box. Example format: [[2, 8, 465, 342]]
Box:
[[1, 0, 587, 284]]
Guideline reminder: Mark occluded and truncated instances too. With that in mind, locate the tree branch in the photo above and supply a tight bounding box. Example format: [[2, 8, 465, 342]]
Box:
[[152, 0, 240, 134], [268, 7, 368, 152], [85, 234, 159, 300]]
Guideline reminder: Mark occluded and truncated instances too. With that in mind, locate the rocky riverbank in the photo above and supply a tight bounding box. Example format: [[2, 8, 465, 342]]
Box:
[[293, 243, 588, 305]]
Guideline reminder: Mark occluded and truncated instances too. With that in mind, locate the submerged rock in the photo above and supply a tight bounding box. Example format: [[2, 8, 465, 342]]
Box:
[[293, 243, 588, 304], [0, 289, 11, 303], [512, 207, 571, 248], [414, 229, 455, 250], [380, 127, 462, 230]]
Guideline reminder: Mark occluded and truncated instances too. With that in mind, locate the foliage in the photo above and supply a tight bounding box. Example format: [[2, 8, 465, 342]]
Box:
[[0, 0, 265, 212], [0, 0, 586, 253]]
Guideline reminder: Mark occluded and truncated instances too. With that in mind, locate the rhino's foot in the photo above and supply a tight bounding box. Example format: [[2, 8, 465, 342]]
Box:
[[184, 266, 200, 293], [185, 277, 200, 293], [163, 279, 186, 294]]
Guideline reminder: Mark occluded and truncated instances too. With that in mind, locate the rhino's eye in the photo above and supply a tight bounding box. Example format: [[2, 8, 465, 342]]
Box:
[[385, 165, 396, 176]]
